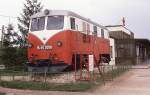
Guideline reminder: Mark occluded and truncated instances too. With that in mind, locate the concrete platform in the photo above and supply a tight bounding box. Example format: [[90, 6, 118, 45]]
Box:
[[132, 60, 150, 69]]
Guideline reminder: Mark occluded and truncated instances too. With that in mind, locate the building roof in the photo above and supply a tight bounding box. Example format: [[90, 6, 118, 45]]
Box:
[[31, 10, 107, 30], [135, 38, 150, 43], [106, 25, 134, 36], [135, 38, 150, 45]]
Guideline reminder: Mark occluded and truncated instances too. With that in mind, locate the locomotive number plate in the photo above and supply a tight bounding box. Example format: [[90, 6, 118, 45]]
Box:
[[37, 45, 52, 50]]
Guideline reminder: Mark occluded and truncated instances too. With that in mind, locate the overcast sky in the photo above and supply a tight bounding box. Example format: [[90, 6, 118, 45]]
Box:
[[0, 0, 149, 39]]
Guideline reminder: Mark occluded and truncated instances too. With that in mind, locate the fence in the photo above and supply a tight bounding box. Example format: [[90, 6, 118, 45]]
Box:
[[0, 65, 131, 84], [0, 65, 131, 91]]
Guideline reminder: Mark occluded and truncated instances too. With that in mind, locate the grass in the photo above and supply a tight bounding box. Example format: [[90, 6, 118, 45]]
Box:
[[0, 69, 28, 76], [0, 80, 96, 92], [0, 93, 5, 95]]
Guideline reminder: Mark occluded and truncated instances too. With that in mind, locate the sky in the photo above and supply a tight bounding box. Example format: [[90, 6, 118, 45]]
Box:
[[0, 0, 150, 39]]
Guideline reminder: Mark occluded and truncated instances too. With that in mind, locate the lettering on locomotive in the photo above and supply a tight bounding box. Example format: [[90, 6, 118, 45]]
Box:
[[37, 45, 52, 50]]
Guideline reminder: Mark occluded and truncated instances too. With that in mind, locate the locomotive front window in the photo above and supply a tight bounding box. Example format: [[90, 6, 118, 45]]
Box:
[[47, 16, 64, 30], [30, 17, 45, 31]]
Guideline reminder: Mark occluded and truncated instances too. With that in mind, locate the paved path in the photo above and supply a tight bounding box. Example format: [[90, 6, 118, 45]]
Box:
[[1, 64, 150, 95], [95, 67, 150, 95]]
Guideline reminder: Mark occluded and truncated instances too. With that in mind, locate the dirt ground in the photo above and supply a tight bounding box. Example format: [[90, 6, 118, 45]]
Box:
[[1, 64, 150, 95]]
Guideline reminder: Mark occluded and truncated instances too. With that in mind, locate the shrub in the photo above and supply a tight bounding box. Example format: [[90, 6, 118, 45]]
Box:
[[0, 47, 27, 68]]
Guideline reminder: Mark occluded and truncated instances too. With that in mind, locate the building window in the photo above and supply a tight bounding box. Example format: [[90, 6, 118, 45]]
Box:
[[101, 29, 104, 38], [93, 26, 97, 36], [70, 18, 75, 30]]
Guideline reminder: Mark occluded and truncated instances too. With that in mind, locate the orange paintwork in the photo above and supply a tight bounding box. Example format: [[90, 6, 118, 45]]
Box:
[[28, 30, 110, 65]]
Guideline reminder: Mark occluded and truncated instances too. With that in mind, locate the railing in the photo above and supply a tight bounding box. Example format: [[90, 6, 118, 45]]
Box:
[[0, 65, 131, 84], [0, 65, 131, 91]]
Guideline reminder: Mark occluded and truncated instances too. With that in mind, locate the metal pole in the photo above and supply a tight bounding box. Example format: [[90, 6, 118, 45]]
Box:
[[0, 70, 1, 81], [44, 68, 47, 84]]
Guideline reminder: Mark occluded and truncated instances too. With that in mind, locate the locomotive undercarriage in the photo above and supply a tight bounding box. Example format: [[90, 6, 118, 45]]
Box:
[[26, 53, 110, 73], [27, 60, 70, 73]]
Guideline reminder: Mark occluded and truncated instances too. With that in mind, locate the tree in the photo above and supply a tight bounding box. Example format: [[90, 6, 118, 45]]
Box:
[[2, 24, 15, 47], [17, 0, 43, 43], [1, 24, 21, 47], [0, 24, 28, 67]]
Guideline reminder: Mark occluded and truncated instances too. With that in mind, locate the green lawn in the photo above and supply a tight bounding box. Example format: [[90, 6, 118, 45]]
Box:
[[0, 93, 5, 95], [0, 80, 97, 92]]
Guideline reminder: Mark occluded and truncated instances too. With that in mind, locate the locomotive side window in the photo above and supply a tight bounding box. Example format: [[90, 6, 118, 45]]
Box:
[[30, 17, 45, 31], [70, 18, 75, 30], [47, 16, 64, 30], [93, 26, 97, 36], [82, 22, 86, 33], [87, 23, 90, 34], [82, 22, 90, 34], [101, 29, 104, 38]]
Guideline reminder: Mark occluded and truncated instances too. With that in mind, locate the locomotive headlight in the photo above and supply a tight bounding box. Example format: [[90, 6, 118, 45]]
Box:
[[44, 9, 50, 15], [56, 41, 63, 47]]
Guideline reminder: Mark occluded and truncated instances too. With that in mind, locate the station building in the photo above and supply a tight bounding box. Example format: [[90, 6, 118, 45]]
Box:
[[135, 39, 150, 64], [106, 25, 136, 65], [107, 25, 150, 65]]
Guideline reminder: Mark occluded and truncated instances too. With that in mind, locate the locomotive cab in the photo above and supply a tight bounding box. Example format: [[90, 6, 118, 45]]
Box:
[[27, 10, 73, 72]]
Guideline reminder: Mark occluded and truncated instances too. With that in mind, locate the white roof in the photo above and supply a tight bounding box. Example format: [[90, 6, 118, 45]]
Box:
[[106, 25, 133, 35], [31, 10, 107, 30]]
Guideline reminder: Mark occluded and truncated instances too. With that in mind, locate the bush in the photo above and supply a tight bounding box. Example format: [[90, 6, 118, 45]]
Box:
[[0, 47, 27, 67]]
